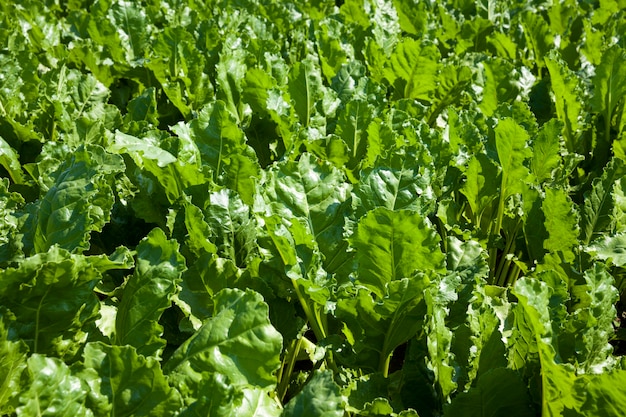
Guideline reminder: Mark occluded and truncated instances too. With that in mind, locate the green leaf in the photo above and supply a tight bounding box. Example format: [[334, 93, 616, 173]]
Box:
[[0, 308, 28, 415], [591, 45, 626, 125], [520, 11, 553, 71], [125, 87, 159, 126], [588, 232, 626, 266], [0, 136, 25, 184], [0, 247, 101, 357], [115, 228, 186, 358], [545, 50, 586, 153], [530, 119, 563, 184], [261, 153, 352, 276], [164, 289, 282, 398], [17, 355, 92, 417], [201, 188, 257, 266], [216, 35, 250, 125], [29, 145, 124, 254], [171, 100, 250, 182], [353, 166, 436, 218], [461, 153, 500, 225], [288, 57, 328, 128], [350, 208, 445, 296], [282, 370, 344, 417], [542, 187, 579, 263], [81, 342, 182, 417], [495, 118, 532, 199], [384, 38, 440, 100], [581, 158, 626, 245], [147, 26, 213, 118], [444, 368, 534, 417]]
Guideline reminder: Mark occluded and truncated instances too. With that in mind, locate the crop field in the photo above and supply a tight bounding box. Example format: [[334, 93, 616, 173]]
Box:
[[1, 0, 626, 415]]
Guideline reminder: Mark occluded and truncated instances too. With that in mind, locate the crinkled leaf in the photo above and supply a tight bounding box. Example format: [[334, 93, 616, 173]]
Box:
[[17, 355, 92, 417], [543, 188, 579, 263], [261, 153, 352, 276], [353, 166, 435, 218], [29, 145, 124, 254], [545, 50, 585, 152], [164, 289, 282, 397], [282, 370, 344, 417], [0, 247, 102, 357], [495, 118, 532, 199], [581, 158, 626, 245], [0, 309, 28, 415], [115, 228, 186, 358], [588, 232, 626, 266], [81, 342, 182, 417]]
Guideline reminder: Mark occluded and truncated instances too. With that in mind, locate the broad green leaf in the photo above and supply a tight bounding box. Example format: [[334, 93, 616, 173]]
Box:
[[288, 57, 327, 128], [425, 288, 457, 399], [17, 355, 92, 417], [82, 342, 182, 417], [477, 58, 520, 117], [444, 368, 534, 417], [352, 166, 436, 218], [147, 26, 213, 118], [164, 289, 282, 396], [369, 0, 401, 53], [216, 34, 250, 125], [183, 199, 218, 257], [384, 38, 440, 100], [350, 208, 445, 296], [115, 228, 186, 358], [111, 130, 206, 204], [316, 18, 350, 83], [592, 45, 626, 167], [125, 87, 159, 126], [0, 247, 101, 357], [202, 188, 257, 267], [176, 253, 240, 329], [542, 188, 579, 263], [29, 145, 124, 254], [224, 154, 261, 206], [261, 153, 352, 276], [171, 100, 251, 183], [282, 370, 344, 417], [335, 99, 376, 176], [107, 1, 150, 64], [574, 370, 626, 416]]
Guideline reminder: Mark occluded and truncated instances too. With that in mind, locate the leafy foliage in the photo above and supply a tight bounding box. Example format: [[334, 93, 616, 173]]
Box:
[[1, 0, 626, 416]]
